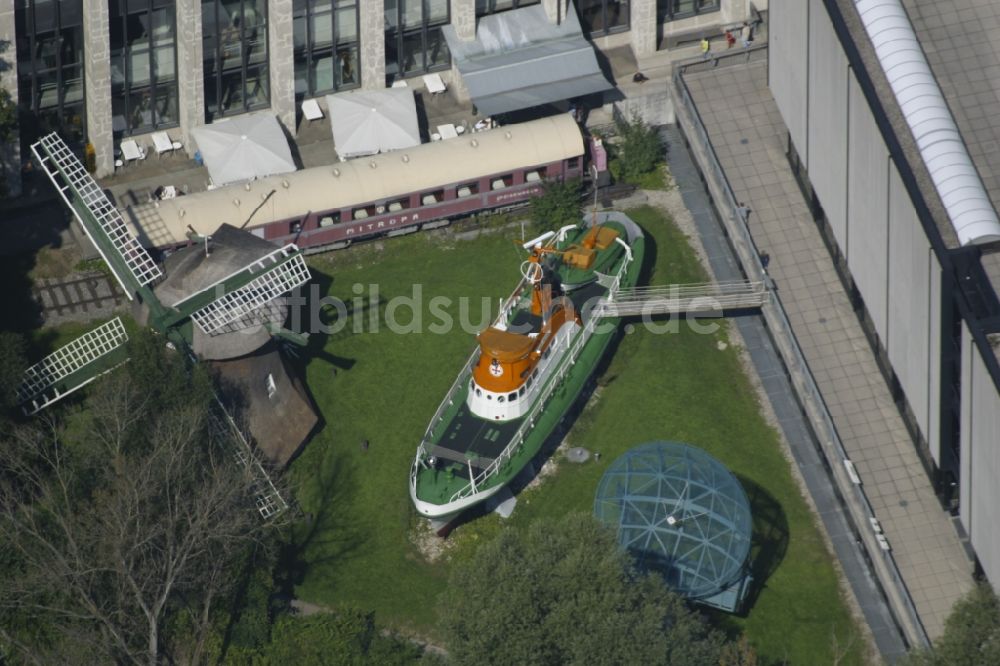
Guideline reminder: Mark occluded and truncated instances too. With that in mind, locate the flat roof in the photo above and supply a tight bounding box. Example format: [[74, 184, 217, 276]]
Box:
[[836, 0, 1000, 365], [123, 113, 583, 248]]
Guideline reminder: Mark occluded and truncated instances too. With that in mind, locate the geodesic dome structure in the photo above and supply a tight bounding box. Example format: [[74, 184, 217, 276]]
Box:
[[594, 441, 753, 612]]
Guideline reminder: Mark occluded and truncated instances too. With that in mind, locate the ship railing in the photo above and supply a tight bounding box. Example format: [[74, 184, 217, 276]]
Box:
[[448, 250, 634, 503], [416, 250, 556, 460], [417, 349, 479, 455]]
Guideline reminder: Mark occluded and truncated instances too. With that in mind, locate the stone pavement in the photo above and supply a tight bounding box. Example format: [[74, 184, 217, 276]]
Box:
[[682, 59, 973, 639]]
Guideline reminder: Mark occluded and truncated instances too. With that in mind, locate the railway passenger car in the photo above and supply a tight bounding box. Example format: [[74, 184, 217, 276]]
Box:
[[125, 114, 586, 252]]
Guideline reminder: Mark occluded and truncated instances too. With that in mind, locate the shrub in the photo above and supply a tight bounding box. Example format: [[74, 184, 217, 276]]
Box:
[[530, 178, 582, 231], [613, 112, 663, 184]]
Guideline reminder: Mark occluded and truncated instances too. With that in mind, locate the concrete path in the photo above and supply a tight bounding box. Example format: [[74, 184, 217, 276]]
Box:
[[682, 59, 973, 640]]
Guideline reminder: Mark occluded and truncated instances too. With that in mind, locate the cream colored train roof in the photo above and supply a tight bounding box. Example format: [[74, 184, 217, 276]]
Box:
[[126, 114, 584, 248]]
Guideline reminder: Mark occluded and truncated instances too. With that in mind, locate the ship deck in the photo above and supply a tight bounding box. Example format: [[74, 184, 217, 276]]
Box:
[[426, 277, 609, 481]]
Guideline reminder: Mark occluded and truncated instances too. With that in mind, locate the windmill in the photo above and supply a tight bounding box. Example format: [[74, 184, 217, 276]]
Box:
[[17, 133, 317, 518]]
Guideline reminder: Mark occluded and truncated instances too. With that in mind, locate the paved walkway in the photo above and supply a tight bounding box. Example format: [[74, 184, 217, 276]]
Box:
[[683, 60, 973, 639]]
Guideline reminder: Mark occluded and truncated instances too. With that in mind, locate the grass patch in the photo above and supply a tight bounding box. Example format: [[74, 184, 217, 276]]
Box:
[[289, 228, 522, 634], [610, 159, 672, 191], [287, 210, 867, 663]]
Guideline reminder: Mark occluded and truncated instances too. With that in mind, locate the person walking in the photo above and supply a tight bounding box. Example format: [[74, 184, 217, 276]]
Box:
[[701, 37, 711, 61], [741, 21, 754, 61], [725, 28, 736, 49], [737, 201, 752, 223]]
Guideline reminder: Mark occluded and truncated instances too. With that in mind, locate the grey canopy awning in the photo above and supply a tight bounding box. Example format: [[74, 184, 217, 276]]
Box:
[[442, 4, 613, 117], [192, 114, 296, 186], [326, 87, 421, 160]]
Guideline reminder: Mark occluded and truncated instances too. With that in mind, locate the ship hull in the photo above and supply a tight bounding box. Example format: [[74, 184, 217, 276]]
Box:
[[410, 213, 645, 522]]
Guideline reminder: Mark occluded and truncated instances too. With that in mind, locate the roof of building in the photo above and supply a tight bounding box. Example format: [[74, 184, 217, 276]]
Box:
[[854, 0, 1000, 245], [210, 342, 318, 468], [124, 114, 584, 248], [837, 0, 1000, 364], [155, 224, 282, 359]]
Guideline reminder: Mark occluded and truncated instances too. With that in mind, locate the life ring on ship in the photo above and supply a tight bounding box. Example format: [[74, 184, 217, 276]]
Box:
[[520, 260, 544, 284]]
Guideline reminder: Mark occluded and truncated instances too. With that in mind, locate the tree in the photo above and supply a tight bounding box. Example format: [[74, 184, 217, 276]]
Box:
[[612, 112, 662, 184], [899, 583, 1000, 666], [438, 513, 727, 666], [530, 178, 582, 232], [0, 331, 27, 416], [0, 330, 282, 664], [0, 39, 18, 199], [241, 610, 430, 665]]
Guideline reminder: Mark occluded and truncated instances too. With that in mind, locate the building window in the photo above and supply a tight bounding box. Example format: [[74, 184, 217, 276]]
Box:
[[109, 1, 179, 137], [294, 0, 360, 97], [657, 0, 719, 22], [577, 0, 629, 36], [474, 0, 539, 17], [14, 0, 86, 146], [384, 0, 450, 82], [202, 0, 269, 120]]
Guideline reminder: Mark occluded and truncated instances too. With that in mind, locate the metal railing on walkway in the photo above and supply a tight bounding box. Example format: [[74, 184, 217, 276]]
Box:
[[672, 49, 931, 649], [596, 280, 768, 318]]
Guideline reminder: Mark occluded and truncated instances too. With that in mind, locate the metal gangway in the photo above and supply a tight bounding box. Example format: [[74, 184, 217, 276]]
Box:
[[596, 280, 769, 318]]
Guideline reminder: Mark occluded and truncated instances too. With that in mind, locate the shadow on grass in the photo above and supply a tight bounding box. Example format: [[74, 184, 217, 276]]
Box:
[[0, 253, 43, 337], [738, 473, 790, 614], [275, 448, 365, 600], [699, 475, 788, 651]]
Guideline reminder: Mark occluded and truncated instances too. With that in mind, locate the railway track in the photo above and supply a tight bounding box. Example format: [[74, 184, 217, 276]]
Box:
[[33, 271, 126, 326]]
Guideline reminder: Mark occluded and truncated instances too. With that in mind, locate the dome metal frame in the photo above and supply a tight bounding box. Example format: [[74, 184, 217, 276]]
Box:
[[594, 442, 753, 611]]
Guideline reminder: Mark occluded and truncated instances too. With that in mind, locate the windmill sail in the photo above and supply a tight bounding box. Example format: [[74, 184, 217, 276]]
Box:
[[173, 246, 311, 335], [31, 134, 162, 298], [17, 317, 130, 414]]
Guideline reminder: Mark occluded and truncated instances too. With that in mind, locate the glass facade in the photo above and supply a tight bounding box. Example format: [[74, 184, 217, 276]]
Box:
[[384, 0, 449, 82], [577, 0, 629, 35], [474, 0, 539, 16], [14, 0, 86, 145], [293, 0, 360, 97], [657, 0, 719, 22], [202, 0, 269, 119], [109, 0, 179, 136]]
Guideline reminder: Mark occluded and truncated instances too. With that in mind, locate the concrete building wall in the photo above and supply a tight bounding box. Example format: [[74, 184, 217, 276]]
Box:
[[176, 0, 205, 156], [927, 257, 942, 463], [959, 323, 973, 525], [783, 0, 943, 456], [767, 0, 808, 166], [656, 0, 749, 46], [631, 0, 656, 57], [360, 0, 385, 90], [9, 0, 755, 186], [448, 0, 475, 102], [84, 0, 114, 177], [959, 323, 1000, 583], [846, 72, 890, 340], [806, 0, 848, 247], [268, 0, 296, 133], [0, 0, 19, 196], [886, 164, 933, 441]]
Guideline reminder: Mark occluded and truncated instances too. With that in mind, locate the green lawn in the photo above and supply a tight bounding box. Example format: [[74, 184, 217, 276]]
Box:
[[288, 208, 867, 664]]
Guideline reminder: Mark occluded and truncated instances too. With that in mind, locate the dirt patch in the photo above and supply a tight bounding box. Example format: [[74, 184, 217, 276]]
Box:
[[409, 518, 456, 564], [30, 245, 83, 280]]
